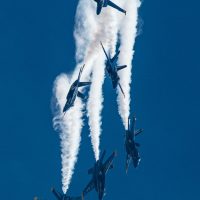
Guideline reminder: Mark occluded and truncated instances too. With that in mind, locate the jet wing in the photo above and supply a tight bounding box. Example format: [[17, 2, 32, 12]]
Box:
[[82, 180, 95, 197], [100, 42, 110, 61], [51, 188, 62, 200], [78, 64, 85, 80], [103, 151, 116, 174], [107, 0, 126, 15], [78, 82, 91, 87]]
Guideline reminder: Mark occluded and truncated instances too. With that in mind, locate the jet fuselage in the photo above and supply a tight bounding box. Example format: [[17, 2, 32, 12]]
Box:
[[63, 80, 79, 112], [106, 62, 119, 89], [92, 162, 105, 200], [125, 131, 140, 163]]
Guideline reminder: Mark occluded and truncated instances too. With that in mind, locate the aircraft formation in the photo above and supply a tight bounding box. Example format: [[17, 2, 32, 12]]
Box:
[[35, 1, 143, 200]]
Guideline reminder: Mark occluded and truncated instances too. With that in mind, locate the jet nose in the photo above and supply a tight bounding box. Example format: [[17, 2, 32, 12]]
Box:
[[63, 102, 70, 113]]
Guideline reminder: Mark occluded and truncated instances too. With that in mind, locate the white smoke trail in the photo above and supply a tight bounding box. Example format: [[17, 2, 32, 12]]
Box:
[[117, 0, 141, 129], [74, 0, 125, 161], [52, 0, 141, 193], [86, 58, 105, 161], [52, 74, 84, 193], [51, 0, 96, 194]]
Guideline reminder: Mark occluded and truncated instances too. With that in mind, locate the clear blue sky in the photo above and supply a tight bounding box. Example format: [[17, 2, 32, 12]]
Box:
[[0, 0, 199, 200]]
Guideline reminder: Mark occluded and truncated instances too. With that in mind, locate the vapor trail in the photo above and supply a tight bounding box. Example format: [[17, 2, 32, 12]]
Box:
[[117, 0, 141, 128], [74, 0, 125, 160], [52, 74, 84, 193], [52, 0, 141, 193], [51, 0, 95, 194]]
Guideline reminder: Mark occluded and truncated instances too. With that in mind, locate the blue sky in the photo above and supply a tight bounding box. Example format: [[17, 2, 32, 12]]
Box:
[[0, 0, 200, 200]]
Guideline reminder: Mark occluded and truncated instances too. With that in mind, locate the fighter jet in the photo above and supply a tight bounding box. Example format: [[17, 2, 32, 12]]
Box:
[[94, 0, 126, 15], [82, 150, 116, 200], [51, 187, 81, 200], [100, 42, 127, 97], [63, 64, 91, 115], [125, 116, 143, 173]]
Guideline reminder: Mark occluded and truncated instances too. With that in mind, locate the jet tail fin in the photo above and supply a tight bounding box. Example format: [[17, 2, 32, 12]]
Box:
[[111, 50, 120, 63], [77, 91, 85, 100]]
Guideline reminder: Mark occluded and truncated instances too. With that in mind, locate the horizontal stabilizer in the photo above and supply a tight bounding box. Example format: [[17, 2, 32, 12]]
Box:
[[78, 82, 91, 87], [107, 0, 126, 15], [77, 91, 85, 100], [117, 65, 127, 71]]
